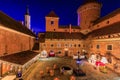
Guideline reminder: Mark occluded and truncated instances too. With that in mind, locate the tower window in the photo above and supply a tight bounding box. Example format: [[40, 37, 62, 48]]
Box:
[[51, 21, 54, 25]]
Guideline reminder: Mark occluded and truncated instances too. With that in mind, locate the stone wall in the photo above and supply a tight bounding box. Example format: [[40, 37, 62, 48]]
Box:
[[0, 26, 35, 56], [77, 2, 101, 30], [40, 39, 84, 57], [88, 39, 120, 57]]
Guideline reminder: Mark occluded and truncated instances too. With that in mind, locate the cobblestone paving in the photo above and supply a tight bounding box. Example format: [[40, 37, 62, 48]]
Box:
[[23, 57, 119, 80]]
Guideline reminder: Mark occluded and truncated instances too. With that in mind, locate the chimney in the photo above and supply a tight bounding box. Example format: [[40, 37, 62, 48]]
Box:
[[69, 24, 72, 33]]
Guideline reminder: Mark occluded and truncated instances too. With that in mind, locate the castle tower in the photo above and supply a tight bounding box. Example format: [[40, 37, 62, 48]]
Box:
[[77, 0, 102, 34], [25, 6, 31, 29], [45, 11, 59, 32]]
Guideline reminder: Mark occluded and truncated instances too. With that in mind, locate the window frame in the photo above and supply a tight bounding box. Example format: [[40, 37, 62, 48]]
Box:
[[107, 44, 113, 51], [96, 44, 100, 49]]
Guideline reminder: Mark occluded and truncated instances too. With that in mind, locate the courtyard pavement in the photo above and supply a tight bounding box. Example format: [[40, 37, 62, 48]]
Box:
[[22, 57, 120, 80]]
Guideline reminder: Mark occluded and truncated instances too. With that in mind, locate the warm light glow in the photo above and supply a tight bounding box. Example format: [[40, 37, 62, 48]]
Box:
[[64, 48, 68, 51]]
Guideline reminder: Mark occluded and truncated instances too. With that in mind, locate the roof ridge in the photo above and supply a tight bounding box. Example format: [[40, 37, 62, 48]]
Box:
[[94, 8, 120, 25], [0, 10, 35, 37], [46, 10, 58, 17], [0, 11, 18, 23]]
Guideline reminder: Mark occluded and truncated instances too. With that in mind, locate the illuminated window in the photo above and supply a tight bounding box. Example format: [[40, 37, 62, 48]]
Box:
[[107, 45, 112, 50]]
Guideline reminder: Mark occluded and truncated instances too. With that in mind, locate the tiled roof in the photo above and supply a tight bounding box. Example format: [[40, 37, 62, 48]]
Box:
[[46, 11, 58, 18], [0, 11, 36, 37], [59, 25, 80, 29], [0, 50, 38, 65], [94, 8, 120, 25], [38, 33, 45, 42], [38, 32, 85, 42], [87, 22, 120, 37], [45, 32, 84, 39]]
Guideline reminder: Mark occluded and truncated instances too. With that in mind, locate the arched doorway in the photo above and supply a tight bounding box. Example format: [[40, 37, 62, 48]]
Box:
[[64, 48, 68, 56]]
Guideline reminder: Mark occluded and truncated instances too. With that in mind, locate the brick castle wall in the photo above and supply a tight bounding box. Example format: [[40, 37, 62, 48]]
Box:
[[0, 26, 35, 56]]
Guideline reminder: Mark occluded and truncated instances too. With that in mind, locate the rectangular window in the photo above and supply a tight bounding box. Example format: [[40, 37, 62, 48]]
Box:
[[74, 44, 76, 47], [51, 21, 54, 25], [107, 45, 112, 50], [91, 45, 93, 48], [43, 44, 46, 47], [78, 44, 81, 47], [51, 44, 54, 47], [65, 44, 68, 47], [69, 44, 72, 48], [58, 51, 61, 54], [57, 44, 61, 48], [83, 45, 85, 47], [96, 45, 100, 49]]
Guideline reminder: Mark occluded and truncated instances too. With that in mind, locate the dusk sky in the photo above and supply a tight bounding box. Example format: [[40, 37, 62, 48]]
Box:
[[0, 0, 120, 33]]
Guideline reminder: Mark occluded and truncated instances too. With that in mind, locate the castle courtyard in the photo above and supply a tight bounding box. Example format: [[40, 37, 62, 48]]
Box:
[[22, 57, 119, 80]]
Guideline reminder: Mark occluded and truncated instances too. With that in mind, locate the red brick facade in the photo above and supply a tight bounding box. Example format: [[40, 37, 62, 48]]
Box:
[[38, 0, 120, 73], [0, 10, 36, 76], [0, 27, 35, 56]]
